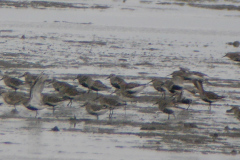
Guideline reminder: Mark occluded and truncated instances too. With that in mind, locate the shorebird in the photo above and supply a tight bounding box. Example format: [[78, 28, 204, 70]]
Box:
[[226, 106, 240, 118], [154, 98, 176, 120], [22, 73, 49, 118], [164, 76, 184, 95], [75, 75, 110, 94], [0, 75, 24, 92], [152, 78, 167, 98], [58, 85, 86, 107], [81, 102, 108, 120], [1, 91, 28, 112], [117, 79, 149, 95], [223, 52, 240, 62], [193, 80, 225, 110], [51, 78, 75, 92], [74, 74, 92, 89], [19, 72, 38, 86], [95, 95, 125, 118], [88, 80, 111, 94], [42, 93, 68, 113], [170, 67, 208, 81], [176, 91, 192, 109], [106, 74, 126, 89]]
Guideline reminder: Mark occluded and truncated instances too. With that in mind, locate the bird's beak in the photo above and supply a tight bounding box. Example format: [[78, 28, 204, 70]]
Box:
[[81, 103, 87, 108], [147, 79, 154, 84], [152, 101, 158, 106], [105, 76, 110, 80], [222, 54, 227, 58], [18, 74, 25, 78], [93, 96, 100, 101]]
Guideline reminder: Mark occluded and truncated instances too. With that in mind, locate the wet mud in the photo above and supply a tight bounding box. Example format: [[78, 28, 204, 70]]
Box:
[[0, 0, 240, 159]]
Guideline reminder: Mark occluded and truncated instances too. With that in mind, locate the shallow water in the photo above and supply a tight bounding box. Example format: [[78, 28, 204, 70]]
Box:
[[0, 0, 240, 159]]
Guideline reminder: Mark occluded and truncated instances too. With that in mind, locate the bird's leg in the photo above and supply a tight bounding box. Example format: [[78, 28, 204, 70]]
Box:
[[168, 114, 170, 120], [111, 110, 114, 117], [67, 99, 72, 107], [208, 103, 212, 111], [124, 104, 127, 116], [187, 104, 191, 110], [109, 109, 112, 119], [52, 107, 55, 115], [173, 113, 176, 119], [35, 111, 38, 118]]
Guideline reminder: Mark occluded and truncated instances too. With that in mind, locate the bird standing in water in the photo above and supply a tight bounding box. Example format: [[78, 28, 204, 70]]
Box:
[[0, 75, 24, 92], [81, 102, 108, 120], [193, 80, 225, 110], [19, 72, 38, 86]]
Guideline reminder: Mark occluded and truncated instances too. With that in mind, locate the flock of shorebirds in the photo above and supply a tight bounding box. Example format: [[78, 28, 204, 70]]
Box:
[[0, 52, 239, 120]]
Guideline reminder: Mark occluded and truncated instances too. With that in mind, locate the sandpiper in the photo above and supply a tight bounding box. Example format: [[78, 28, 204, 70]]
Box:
[[19, 72, 38, 86], [152, 78, 166, 98], [106, 74, 126, 89], [193, 80, 225, 110], [75, 75, 110, 94], [0, 75, 24, 92], [22, 73, 49, 118], [74, 74, 92, 89], [81, 102, 108, 120], [1, 91, 28, 112], [52, 78, 75, 92], [226, 106, 240, 118], [118, 80, 149, 95], [58, 85, 86, 107], [223, 52, 240, 62], [95, 95, 125, 118], [154, 98, 176, 120], [164, 76, 184, 95], [42, 93, 68, 113], [176, 91, 192, 109], [170, 67, 208, 81]]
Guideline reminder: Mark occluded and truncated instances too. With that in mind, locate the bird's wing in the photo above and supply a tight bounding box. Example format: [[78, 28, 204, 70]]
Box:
[[29, 73, 48, 108]]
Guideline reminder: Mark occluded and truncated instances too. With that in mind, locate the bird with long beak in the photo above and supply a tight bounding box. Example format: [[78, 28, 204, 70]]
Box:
[[74, 75, 110, 94], [51, 78, 76, 92], [226, 106, 240, 118], [74, 74, 92, 89], [1, 91, 28, 113], [193, 80, 225, 110], [106, 74, 126, 90], [223, 52, 240, 62], [19, 72, 38, 86], [94, 95, 125, 119], [152, 78, 167, 98], [81, 102, 108, 120], [87, 79, 111, 95], [169, 67, 208, 81], [117, 79, 150, 95], [0, 75, 24, 92], [42, 93, 68, 114], [154, 98, 176, 120], [22, 72, 49, 118], [164, 76, 184, 96], [57, 84, 86, 107], [176, 91, 192, 110]]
